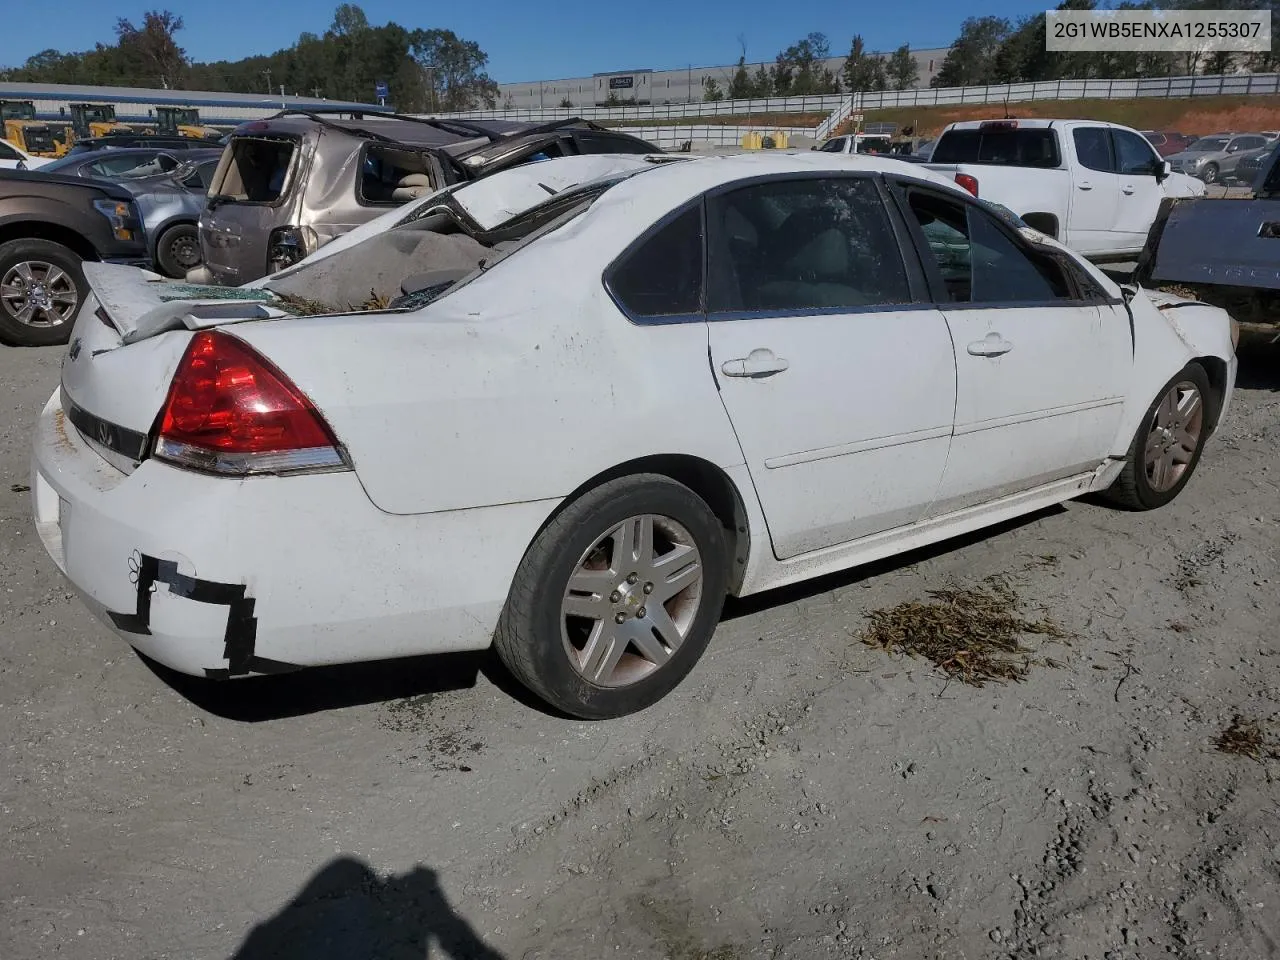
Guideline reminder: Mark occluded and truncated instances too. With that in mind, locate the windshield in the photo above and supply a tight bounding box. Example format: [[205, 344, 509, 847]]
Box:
[[931, 128, 1061, 168], [1187, 137, 1228, 152]]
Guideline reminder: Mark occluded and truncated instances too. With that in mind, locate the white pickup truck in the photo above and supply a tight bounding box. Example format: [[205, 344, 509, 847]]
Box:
[[925, 118, 1205, 262]]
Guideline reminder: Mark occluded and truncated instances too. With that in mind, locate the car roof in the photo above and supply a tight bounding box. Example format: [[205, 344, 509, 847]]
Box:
[[231, 114, 543, 149]]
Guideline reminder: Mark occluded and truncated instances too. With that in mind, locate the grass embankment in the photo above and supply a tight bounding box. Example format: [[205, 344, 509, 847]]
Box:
[[601, 95, 1280, 138]]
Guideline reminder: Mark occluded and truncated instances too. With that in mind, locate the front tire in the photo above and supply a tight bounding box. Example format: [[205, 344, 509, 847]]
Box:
[[1200, 162, 1220, 185], [155, 223, 201, 279], [1106, 364, 1213, 510], [495, 475, 729, 719], [0, 238, 86, 347]]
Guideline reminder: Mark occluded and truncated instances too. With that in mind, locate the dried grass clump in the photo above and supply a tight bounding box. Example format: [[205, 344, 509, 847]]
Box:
[[1213, 715, 1278, 762]]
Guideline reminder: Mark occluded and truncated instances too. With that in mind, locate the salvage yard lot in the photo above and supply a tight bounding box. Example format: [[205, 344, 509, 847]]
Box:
[[2, 334, 1278, 959]]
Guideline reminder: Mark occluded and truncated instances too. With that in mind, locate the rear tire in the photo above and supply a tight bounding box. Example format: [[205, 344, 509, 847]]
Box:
[[155, 223, 201, 279], [1105, 363, 1214, 510], [0, 238, 86, 347], [494, 475, 729, 719]]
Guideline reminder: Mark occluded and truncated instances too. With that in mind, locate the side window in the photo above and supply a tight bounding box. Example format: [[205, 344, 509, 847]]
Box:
[[574, 133, 652, 155], [706, 177, 912, 313], [1073, 127, 1114, 172], [819, 138, 845, 153], [903, 189, 1071, 304], [1113, 130, 1158, 175], [359, 146, 435, 204], [1239, 136, 1266, 152], [0, 141, 19, 161], [608, 205, 704, 319]]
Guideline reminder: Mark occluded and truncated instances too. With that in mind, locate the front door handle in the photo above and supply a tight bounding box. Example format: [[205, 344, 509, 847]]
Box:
[[721, 348, 790, 378], [1078, 181, 1093, 191], [967, 332, 1013, 357], [1121, 184, 1135, 195]]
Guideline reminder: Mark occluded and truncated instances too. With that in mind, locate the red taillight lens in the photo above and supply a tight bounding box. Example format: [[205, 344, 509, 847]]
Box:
[[955, 173, 979, 197], [154, 330, 347, 476]]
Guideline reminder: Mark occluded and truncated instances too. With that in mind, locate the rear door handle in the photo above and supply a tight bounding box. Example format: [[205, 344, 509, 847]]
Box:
[[967, 332, 1013, 357], [721, 348, 790, 378], [1078, 181, 1093, 191]]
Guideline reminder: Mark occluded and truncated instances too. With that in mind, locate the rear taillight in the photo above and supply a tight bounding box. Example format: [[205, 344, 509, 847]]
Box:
[[153, 330, 348, 476], [955, 174, 979, 197]]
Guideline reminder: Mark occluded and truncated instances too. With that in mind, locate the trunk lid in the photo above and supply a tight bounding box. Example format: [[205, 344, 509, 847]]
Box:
[[60, 264, 298, 469], [1140, 196, 1280, 292]]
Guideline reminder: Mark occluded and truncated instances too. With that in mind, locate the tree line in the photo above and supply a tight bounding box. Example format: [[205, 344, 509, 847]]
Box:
[[3, 0, 1279, 112], [0, 4, 500, 112]]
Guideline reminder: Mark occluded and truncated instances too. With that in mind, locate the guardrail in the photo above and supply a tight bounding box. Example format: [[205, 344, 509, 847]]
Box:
[[421, 71, 1280, 137], [621, 125, 818, 149]]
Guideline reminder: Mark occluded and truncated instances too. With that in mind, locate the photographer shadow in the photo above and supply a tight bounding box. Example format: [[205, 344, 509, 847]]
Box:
[[230, 856, 505, 960]]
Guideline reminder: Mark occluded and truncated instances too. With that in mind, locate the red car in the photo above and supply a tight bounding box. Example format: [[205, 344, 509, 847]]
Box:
[[1142, 130, 1196, 157]]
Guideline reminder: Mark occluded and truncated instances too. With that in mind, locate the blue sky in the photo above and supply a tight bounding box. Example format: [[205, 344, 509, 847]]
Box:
[[2, 0, 1052, 82]]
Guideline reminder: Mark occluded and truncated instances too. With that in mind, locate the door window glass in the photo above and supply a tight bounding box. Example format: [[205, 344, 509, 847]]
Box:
[[1072, 127, 1114, 172], [0, 142, 20, 161], [609, 205, 704, 318], [706, 177, 911, 313], [904, 189, 1071, 304], [1113, 130, 1159, 175]]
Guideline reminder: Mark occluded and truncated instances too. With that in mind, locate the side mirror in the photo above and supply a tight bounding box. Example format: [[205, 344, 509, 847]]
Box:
[[1157, 160, 1171, 181]]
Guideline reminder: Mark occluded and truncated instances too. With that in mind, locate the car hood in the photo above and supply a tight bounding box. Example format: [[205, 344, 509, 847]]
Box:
[[1168, 150, 1221, 163]]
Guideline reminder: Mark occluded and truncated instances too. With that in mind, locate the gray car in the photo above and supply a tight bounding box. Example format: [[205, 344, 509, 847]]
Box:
[[1166, 132, 1271, 184], [112, 152, 223, 277]]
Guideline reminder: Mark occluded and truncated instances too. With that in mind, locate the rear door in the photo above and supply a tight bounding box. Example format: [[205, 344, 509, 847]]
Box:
[[892, 181, 1130, 514], [702, 174, 957, 559], [1110, 127, 1165, 252], [1067, 125, 1123, 253]]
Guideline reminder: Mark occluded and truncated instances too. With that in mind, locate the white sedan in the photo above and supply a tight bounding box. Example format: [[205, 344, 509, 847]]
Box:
[[31, 153, 1238, 718], [0, 138, 49, 170]]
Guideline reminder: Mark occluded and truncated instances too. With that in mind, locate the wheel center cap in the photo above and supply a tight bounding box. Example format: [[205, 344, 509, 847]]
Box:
[[615, 583, 642, 610]]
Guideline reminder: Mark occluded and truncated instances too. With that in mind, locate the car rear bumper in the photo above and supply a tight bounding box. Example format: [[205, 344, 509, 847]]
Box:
[[30, 387, 558, 678]]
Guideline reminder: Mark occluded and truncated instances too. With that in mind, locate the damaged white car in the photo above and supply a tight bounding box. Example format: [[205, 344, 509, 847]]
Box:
[[31, 152, 1238, 719]]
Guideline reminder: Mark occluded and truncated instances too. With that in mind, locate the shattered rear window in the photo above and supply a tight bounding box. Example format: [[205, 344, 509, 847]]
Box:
[[210, 136, 297, 203]]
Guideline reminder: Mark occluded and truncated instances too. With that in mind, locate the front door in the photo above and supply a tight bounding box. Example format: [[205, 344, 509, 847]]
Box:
[[893, 182, 1131, 515], [704, 175, 957, 560], [1111, 127, 1165, 253], [1067, 125, 1122, 255]]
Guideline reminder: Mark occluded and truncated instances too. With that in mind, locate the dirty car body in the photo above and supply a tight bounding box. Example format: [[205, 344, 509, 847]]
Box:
[[31, 153, 1237, 718], [195, 111, 660, 287]]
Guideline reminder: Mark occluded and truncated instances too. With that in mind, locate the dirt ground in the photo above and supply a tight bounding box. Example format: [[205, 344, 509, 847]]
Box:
[[1, 331, 1278, 960]]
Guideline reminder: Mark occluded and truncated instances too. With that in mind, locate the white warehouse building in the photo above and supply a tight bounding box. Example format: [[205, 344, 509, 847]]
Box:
[[496, 47, 952, 109]]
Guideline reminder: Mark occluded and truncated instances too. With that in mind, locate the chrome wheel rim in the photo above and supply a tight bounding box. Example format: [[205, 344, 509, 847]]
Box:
[[1145, 380, 1203, 493], [561, 514, 703, 687], [169, 234, 201, 269], [0, 260, 79, 327]]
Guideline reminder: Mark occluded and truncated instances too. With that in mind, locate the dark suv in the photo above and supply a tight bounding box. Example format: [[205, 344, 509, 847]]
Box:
[[0, 170, 148, 346]]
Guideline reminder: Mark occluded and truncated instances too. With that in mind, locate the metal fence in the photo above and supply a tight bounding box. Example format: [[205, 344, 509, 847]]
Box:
[[619, 125, 819, 149], [421, 71, 1280, 138]]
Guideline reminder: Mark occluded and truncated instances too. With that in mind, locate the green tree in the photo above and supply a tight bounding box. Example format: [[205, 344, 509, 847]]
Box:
[[771, 32, 838, 96], [728, 56, 753, 99], [559, 96, 573, 108], [409, 27, 498, 110], [931, 16, 1010, 87], [751, 63, 773, 97], [842, 35, 885, 91], [886, 44, 918, 90], [114, 10, 188, 88], [702, 76, 724, 101]]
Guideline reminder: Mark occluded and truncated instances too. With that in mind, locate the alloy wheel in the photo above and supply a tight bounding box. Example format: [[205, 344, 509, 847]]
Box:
[[561, 514, 704, 687], [1144, 379, 1204, 493], [0, 260, 79, 328]]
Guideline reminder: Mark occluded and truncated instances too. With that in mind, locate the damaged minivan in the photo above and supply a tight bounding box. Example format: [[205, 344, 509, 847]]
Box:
[[191, 110, 661, 286]]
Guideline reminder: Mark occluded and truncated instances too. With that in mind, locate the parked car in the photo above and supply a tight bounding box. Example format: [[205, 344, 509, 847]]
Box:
[[36, 146, 195, 181], [114, 152, 223, 277], [0, 138, 49, 171], [64, 133, 221, 155], [1232, 139, 1277, 186], [815, 133, 893, 155], [0, 169, 148, 346], [1137, 141, 1280, 328], [1140, 130, 1195, 157], [925, 118, 1205, 262], [191, 110, 662, 286], [32, 152, 1237, 717], [1165, 132, 1270, 184]]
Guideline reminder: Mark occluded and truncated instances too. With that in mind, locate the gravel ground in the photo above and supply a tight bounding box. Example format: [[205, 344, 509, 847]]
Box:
[[1, 332, 1277, 960]]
